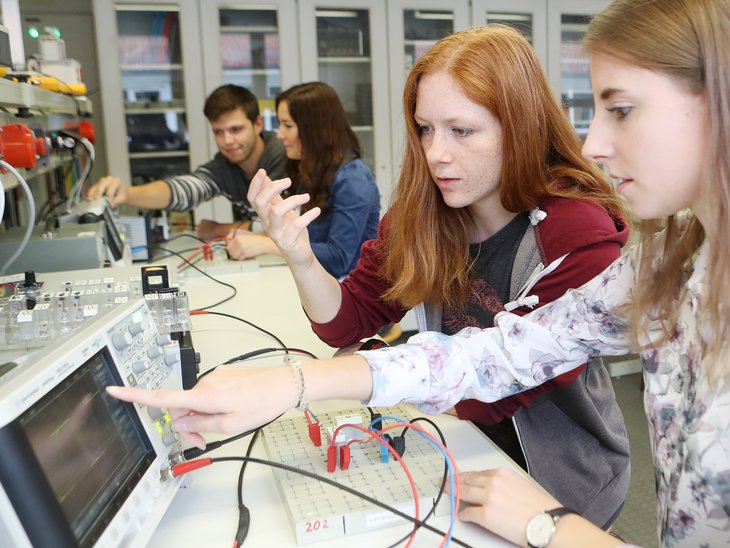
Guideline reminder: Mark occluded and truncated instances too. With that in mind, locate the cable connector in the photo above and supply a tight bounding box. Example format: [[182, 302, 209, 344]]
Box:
[[308, 421, 322, 447], [379, 433, 406, 463], [339, 445, 351, 471], [168, 451, 185, 466], [160, 464, 175, 482], [327, 444, 337, 473], [369, 411, 383, 432], [183, 441, 222, 460], [233, 503, 251, 548], [171, 458, 213, 477], [390, 434, 406, 457]]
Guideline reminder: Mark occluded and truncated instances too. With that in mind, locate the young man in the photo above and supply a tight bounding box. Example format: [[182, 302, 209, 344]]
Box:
[[88, 85, 286, 240]]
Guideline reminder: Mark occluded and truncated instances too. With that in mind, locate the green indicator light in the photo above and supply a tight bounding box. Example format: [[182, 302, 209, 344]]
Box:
[[28, 27, 40, 39], [53, 28, 62, 38]]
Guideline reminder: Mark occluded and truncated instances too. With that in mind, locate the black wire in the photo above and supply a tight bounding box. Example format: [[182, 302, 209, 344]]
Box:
[[234, 429, 259, 545], [224, 346, 317, 364], [155, 245, 237, 309], [164, 232, 207, 245], [199, 347, 317, 380], [205, 456, 473, 548], [238, 429, 260, 505], [197, 311, 286, 349], [385, 417, 450, 548]]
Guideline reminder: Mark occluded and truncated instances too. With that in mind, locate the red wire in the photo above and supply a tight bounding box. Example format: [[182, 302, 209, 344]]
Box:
[[330, 422, 422, 547], [334, 421, 460, 547]]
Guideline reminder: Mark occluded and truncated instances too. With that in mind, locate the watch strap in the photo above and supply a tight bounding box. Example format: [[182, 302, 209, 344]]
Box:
[[526, 507, 578, 548], [546, 507, 578, 520]]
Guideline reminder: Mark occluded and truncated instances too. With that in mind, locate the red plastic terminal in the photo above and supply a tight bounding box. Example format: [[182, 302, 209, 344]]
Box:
[[327, 445, 337, 472], [339, 446, 351, 471], [77, 120, 96, 143], [308, 421, 322, 447], [202, 244, 213, 261]]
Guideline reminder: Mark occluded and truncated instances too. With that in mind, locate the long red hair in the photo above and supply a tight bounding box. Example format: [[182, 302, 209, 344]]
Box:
[[381, 26, 624, 308]]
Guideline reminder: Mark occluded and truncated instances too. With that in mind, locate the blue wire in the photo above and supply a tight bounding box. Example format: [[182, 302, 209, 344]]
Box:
[[369, 415, 456, 547]]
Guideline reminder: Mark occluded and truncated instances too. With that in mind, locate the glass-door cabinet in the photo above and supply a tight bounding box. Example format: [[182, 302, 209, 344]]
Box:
[[472, 0, 547, 67], [548, 0, 610, 138], [198, 0, 300, 133], [298, 0, 392, 208], [93, 0, 208, 187], [386, 0, 470, 189]]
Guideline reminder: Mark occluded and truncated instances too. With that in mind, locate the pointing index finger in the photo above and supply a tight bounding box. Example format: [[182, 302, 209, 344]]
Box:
[[106, 385, 208, 412]]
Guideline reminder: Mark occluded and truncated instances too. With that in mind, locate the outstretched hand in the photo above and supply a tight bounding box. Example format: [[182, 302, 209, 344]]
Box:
[[107, 364, 298, 448], [247, 169, 322, 271], [86, 176, 127, 207]]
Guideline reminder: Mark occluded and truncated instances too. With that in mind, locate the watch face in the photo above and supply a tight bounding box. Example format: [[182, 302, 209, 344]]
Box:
[[526, 513, 556, 548]]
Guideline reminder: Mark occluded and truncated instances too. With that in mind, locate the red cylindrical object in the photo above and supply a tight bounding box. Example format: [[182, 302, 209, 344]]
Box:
[[35, 136, 48, 157], [171, 458, 213, 477], [78, 120, 96, 144], [0, 124, 37, 169]]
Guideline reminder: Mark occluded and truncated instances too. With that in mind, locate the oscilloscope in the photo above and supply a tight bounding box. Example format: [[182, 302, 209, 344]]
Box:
[[0, 299, 185, 548]]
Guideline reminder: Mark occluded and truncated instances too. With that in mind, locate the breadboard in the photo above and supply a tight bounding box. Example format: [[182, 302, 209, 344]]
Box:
[[261, 405, 449, 545]]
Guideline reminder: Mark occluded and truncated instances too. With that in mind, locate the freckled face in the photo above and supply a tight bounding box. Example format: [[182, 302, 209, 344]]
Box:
[[276, 101, 303, 160], [415, 71, 506, 230], [582, 53, 708, 221]]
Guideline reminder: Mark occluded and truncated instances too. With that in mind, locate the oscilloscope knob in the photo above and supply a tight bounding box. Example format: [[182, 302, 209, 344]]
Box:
[[128, 321, 144, 336], [132, 360, 148, 373], [112, 331, 133, 350], [147, 346, 162, 359], [163, 347, 179, 365]]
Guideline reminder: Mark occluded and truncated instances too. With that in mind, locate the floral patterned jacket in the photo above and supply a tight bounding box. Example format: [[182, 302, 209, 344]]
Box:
[[359, 240, 730, 547]]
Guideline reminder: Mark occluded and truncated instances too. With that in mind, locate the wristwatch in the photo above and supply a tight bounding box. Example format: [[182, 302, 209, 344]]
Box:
[[525, 507, 577, 548]]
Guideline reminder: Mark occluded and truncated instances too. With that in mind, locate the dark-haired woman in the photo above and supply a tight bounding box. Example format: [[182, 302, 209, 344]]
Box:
[[226, 82, 380, 279]]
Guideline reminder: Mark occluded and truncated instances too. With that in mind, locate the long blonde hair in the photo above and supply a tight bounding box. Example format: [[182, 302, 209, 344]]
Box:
[[381, 26, 624, 309], [585, 0, 730, 368]]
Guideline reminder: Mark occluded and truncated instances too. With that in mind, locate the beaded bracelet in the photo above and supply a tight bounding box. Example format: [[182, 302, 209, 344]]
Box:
[[288, 359, 309, 412]]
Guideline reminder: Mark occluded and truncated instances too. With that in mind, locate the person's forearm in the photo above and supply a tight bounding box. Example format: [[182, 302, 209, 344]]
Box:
[[302, 354, 373, 402], [290, 259, 344, 323], [125, 180, 172, 209]]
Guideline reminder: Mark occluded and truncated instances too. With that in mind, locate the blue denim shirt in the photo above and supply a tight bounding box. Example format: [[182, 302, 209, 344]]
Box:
[[307, 159, 380, 278]]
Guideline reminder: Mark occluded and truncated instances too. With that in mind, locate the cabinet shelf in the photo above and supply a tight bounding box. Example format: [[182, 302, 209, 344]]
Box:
[[223, 68, 280, 75], [125, 107, 186, 114], [129, 151, 189, 159], [317, 56, 371, 64], [221, 25, 278, 33], [121, 64, 184, 71]]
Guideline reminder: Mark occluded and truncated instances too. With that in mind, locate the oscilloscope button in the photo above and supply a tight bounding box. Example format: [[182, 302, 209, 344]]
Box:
[[148, 407, 165, 420]]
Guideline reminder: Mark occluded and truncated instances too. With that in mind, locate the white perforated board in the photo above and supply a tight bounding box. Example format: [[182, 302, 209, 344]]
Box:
[[261, 405, 450, 545]]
